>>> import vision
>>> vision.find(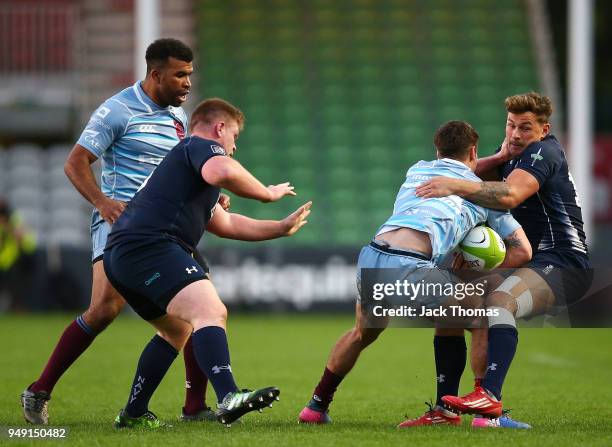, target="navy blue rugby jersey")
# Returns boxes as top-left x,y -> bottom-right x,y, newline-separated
106,136 -> 226,253
498,134 -> 588,256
